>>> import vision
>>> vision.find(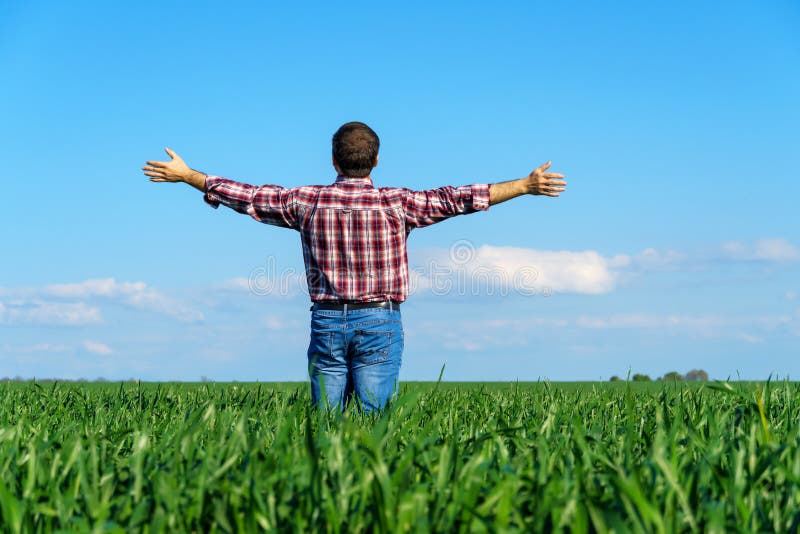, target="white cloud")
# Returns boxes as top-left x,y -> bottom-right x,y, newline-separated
83,341 -> 113,355
787,291 -> 797,301
474,245 -> 618,294
0,300 -> 101,326
410,245 -> 621,296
